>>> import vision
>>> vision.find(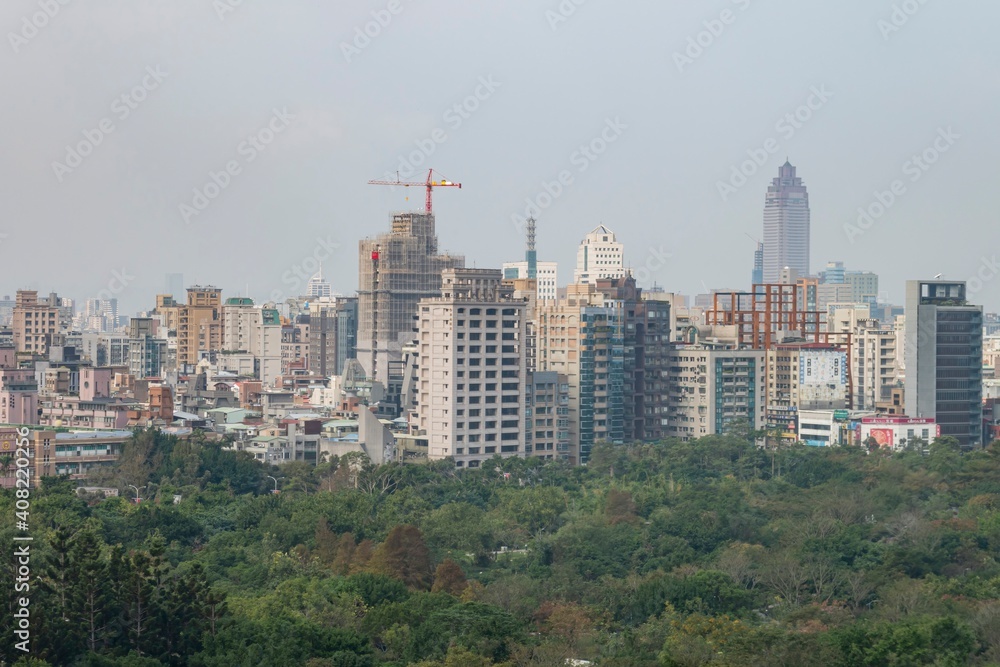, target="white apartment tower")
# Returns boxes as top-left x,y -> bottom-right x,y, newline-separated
416,269 -> 528,469
763,161 -> 810,283
574,225 -> 624,284
221,297 -> 261,353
